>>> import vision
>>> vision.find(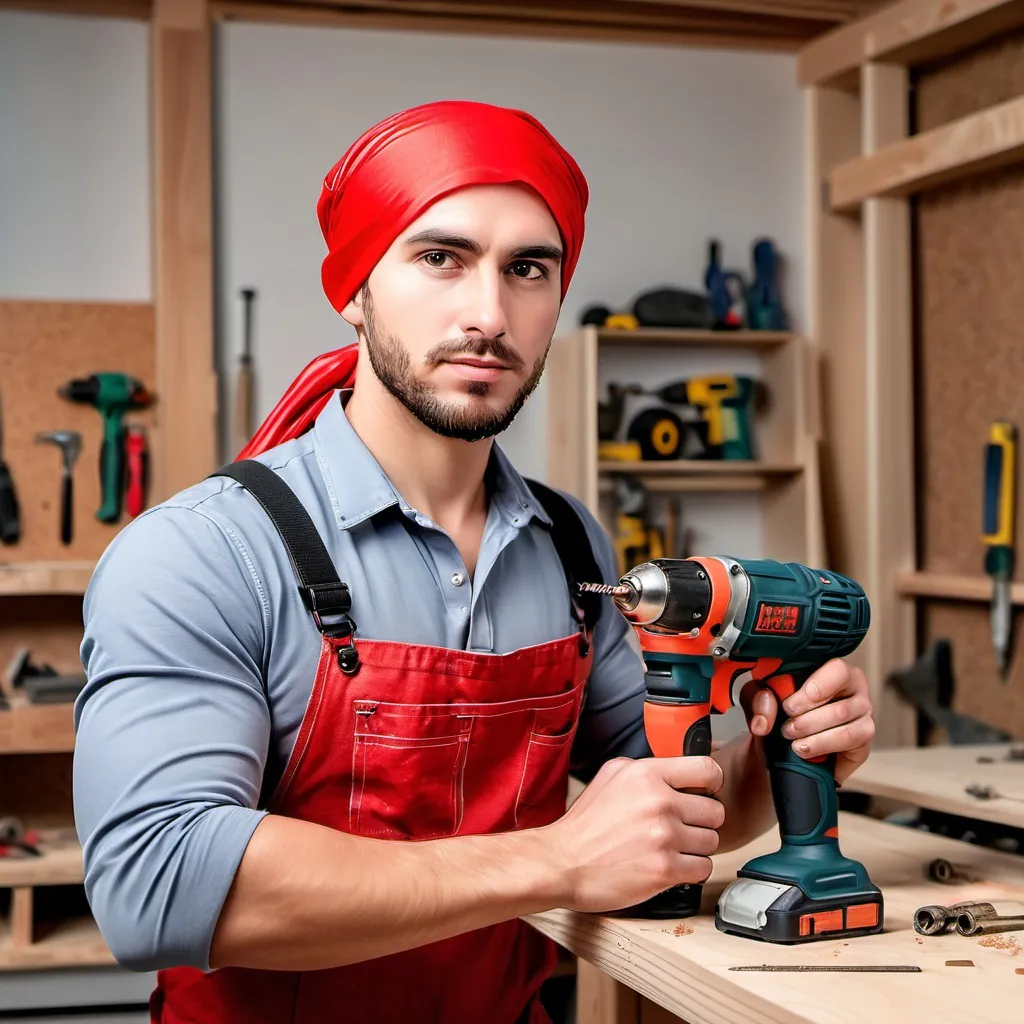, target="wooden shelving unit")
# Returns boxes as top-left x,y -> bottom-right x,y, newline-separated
0,563 -> 95,597
545,324 -> 825,567
0,695 -> 77,756
895,571 -> 1024,605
